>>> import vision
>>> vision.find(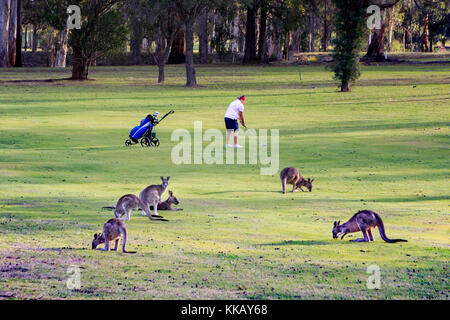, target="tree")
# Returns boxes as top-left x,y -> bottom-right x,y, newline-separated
0,0 -> 12,67
14,0 -> 22,67
331,0 -> 368,92
210,0 -> 238,61
149,1 -> 180,83
0,0 -> 22,67
320,0 -> 334,51
173,0 -> 206,87
126,0 -> 144,65
242,0 -> 258,63
258,0 -> 269,62
414,0 -> 449,52
67,0 -> 128,80
22,0 -> 44,53
364,0 -> 401,61
269,0 -> 304,60
198,6 -> 209,64
8,0 -> 18,66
